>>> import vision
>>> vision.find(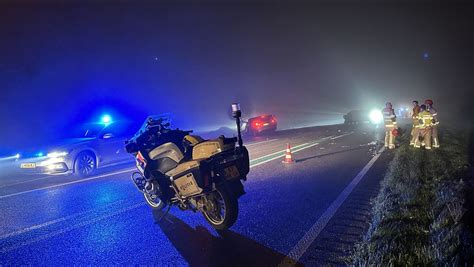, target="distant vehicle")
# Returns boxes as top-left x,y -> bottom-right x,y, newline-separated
396,107 -> 411,118
344,109 -> 386,126
19,120 -> 137,177
243,115 -> 277,136
343,110 -> 371,125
